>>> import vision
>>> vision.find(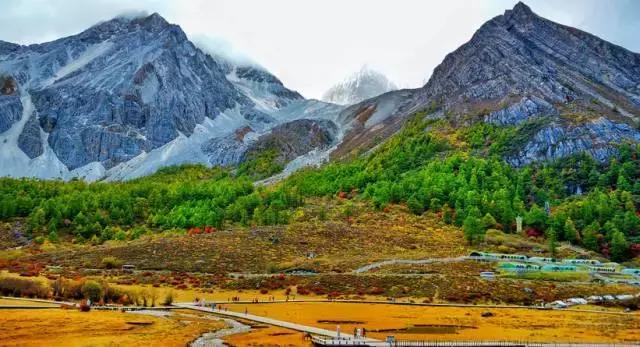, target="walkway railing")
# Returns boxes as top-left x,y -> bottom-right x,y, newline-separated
311,336 -> 638,347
